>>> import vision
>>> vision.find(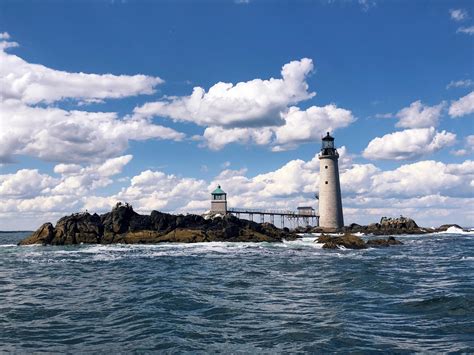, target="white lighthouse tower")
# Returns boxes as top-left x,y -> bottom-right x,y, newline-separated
318,132 -> 344,230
